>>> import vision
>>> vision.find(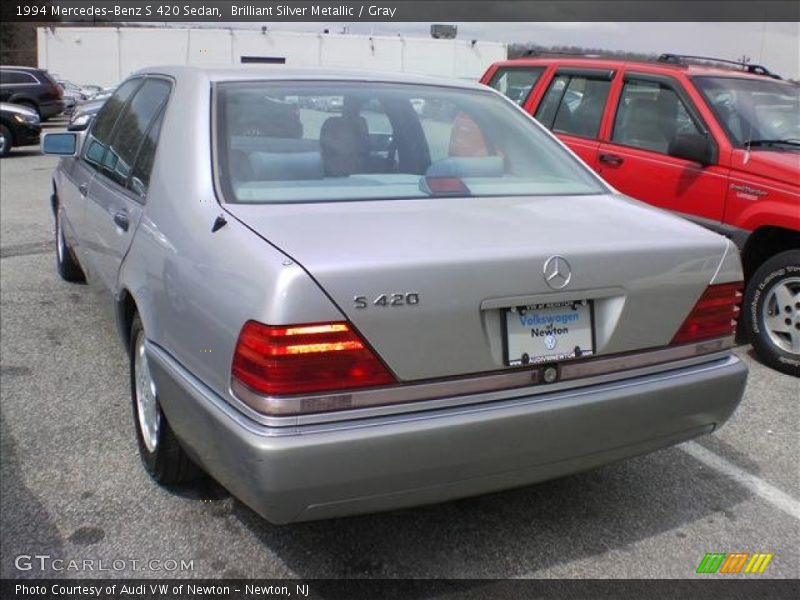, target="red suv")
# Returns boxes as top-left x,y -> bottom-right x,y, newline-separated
481,53 -> 799,376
